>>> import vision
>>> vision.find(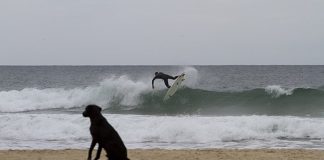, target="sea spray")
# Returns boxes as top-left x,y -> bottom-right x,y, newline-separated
181,66 -> 200,88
